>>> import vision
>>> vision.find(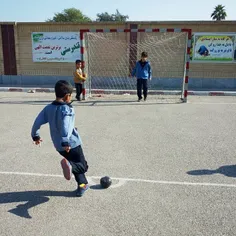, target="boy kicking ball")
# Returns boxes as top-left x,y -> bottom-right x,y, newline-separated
31,80 -> 89,197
